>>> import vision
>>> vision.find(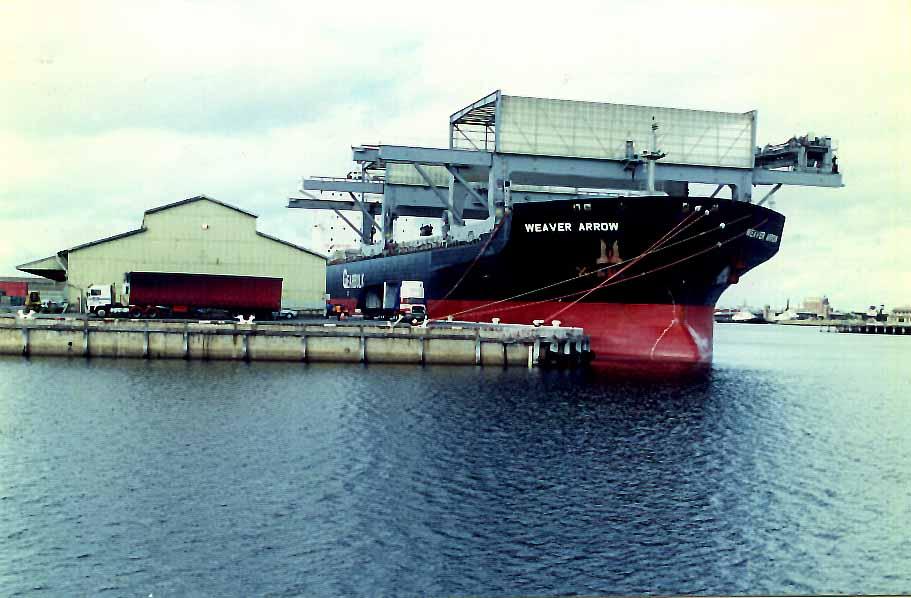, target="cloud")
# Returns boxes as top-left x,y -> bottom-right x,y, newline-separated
0,2 -> 421,135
